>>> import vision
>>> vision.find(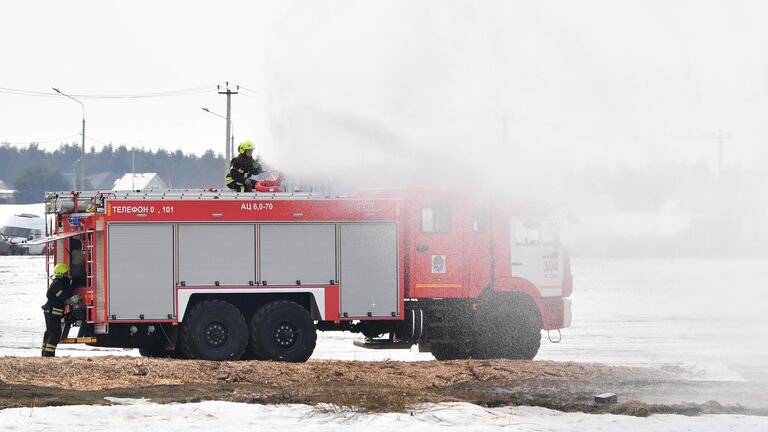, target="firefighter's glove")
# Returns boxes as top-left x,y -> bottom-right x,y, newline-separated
65,294 -> 81,305
244,178 -> 253,186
